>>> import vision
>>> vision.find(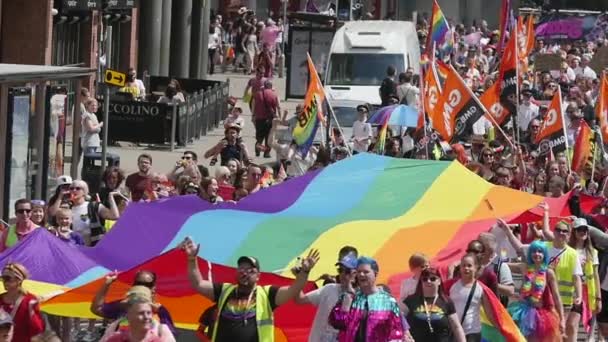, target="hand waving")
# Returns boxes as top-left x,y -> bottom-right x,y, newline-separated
179,237 -> 200,258
105,270 -> 118,285
300,249 -> 320,273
